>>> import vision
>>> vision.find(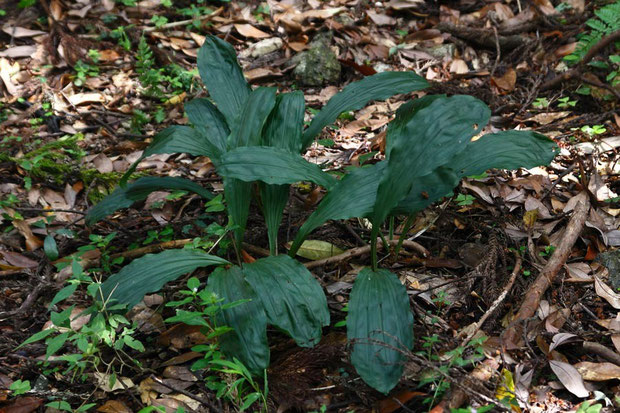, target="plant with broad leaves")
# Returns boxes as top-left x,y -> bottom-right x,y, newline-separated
86,35 -> 557,394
